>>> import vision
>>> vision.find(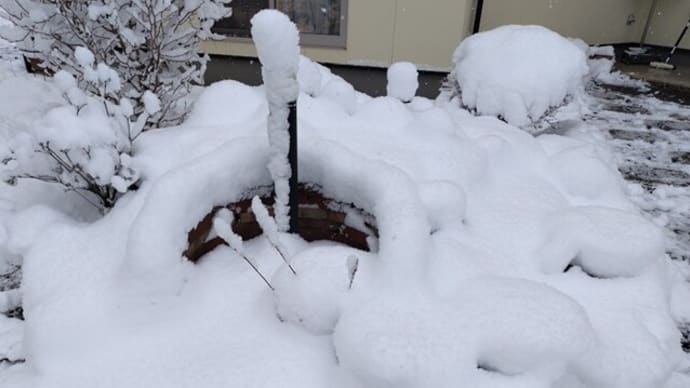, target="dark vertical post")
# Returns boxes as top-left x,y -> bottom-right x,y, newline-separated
288,102 -> 299,233
472,0 -> 484,34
